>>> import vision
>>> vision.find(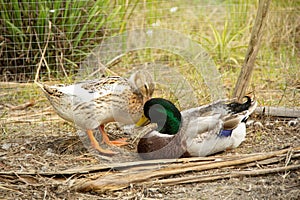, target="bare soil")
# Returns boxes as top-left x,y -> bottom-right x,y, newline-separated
0,104 -> 299,199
